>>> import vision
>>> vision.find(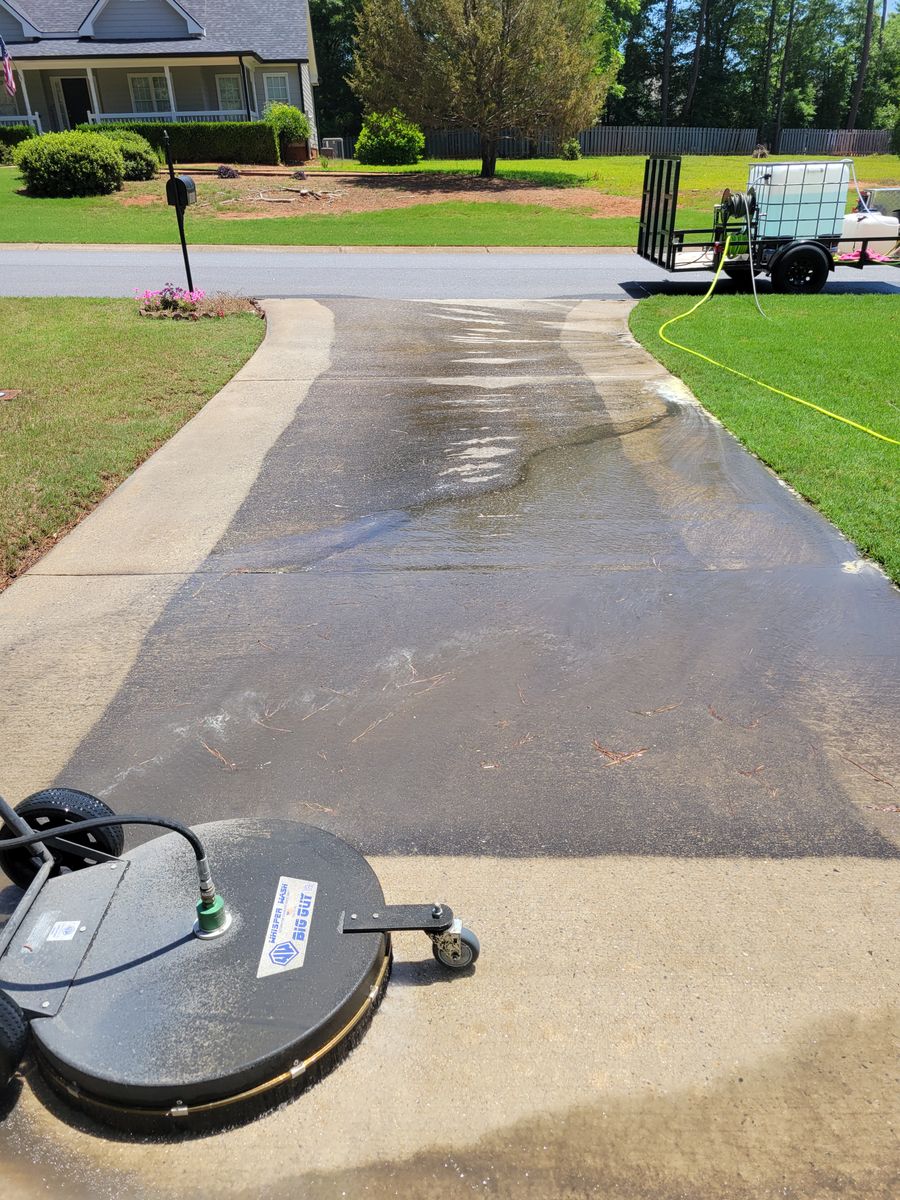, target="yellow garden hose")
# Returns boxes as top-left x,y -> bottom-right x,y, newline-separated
658,235 -> 900,447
